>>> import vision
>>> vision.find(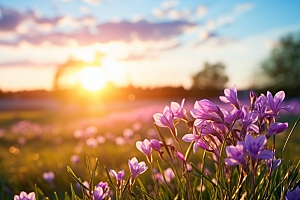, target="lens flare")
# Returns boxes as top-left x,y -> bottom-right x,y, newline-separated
79,67 -> 107,91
